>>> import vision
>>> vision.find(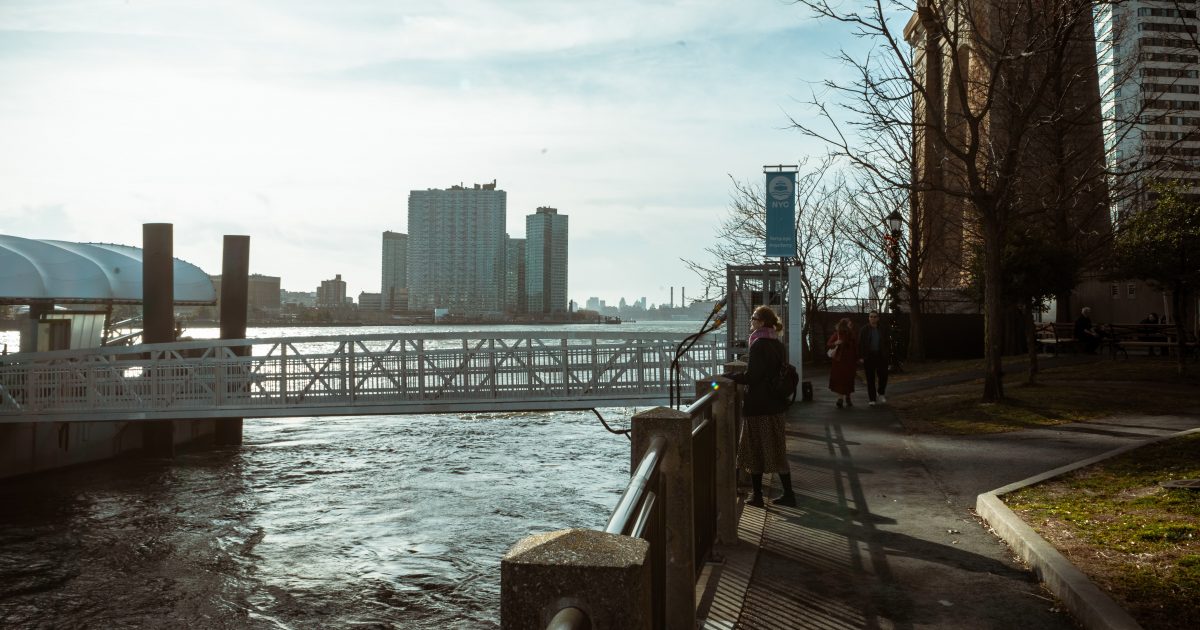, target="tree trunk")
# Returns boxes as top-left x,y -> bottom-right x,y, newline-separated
982,219 -> 1006,402
1024,302 -> 1039,385
907,284 -> 926,361
1173,288 -> 1188,376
